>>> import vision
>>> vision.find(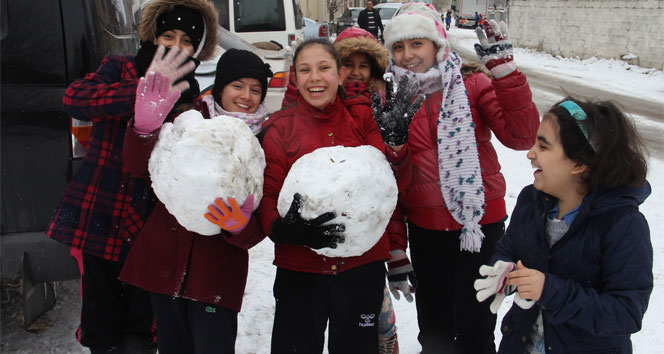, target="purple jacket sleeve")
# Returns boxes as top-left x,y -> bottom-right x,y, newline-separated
222,215 -> 266,250
122,120 -> 159,178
